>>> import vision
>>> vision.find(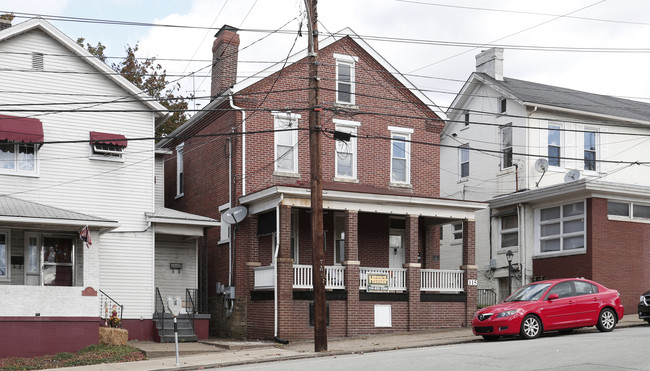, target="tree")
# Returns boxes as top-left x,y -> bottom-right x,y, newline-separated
0,13 -> 14,22
76,39 -> 189,138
